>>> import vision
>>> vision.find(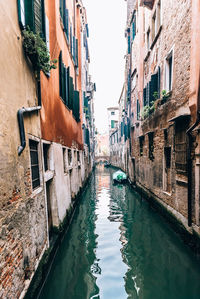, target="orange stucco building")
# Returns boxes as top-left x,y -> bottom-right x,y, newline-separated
40,0 -> 83,149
